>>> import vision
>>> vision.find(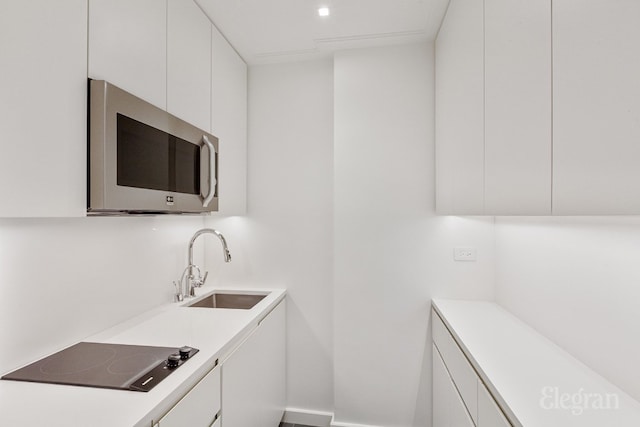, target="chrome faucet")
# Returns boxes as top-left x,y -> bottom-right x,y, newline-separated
179,228 -> 232,299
